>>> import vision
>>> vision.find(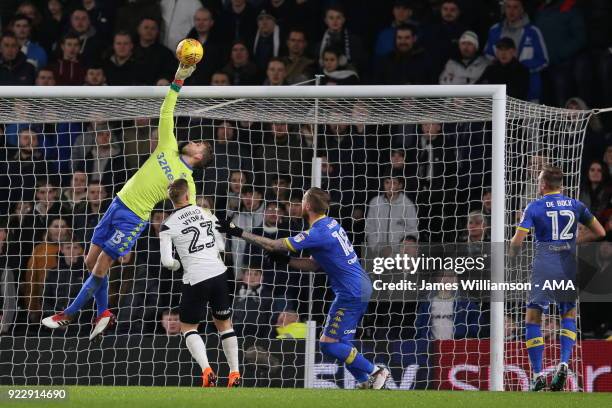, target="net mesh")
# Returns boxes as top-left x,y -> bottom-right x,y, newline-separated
0,91 -> 592,390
